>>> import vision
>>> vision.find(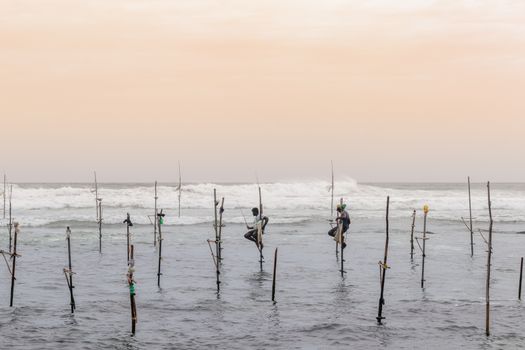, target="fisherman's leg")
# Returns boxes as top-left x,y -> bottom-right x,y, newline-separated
328,227 -> 337,237
341,227 -> 348,249
244,230 -> 257,243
